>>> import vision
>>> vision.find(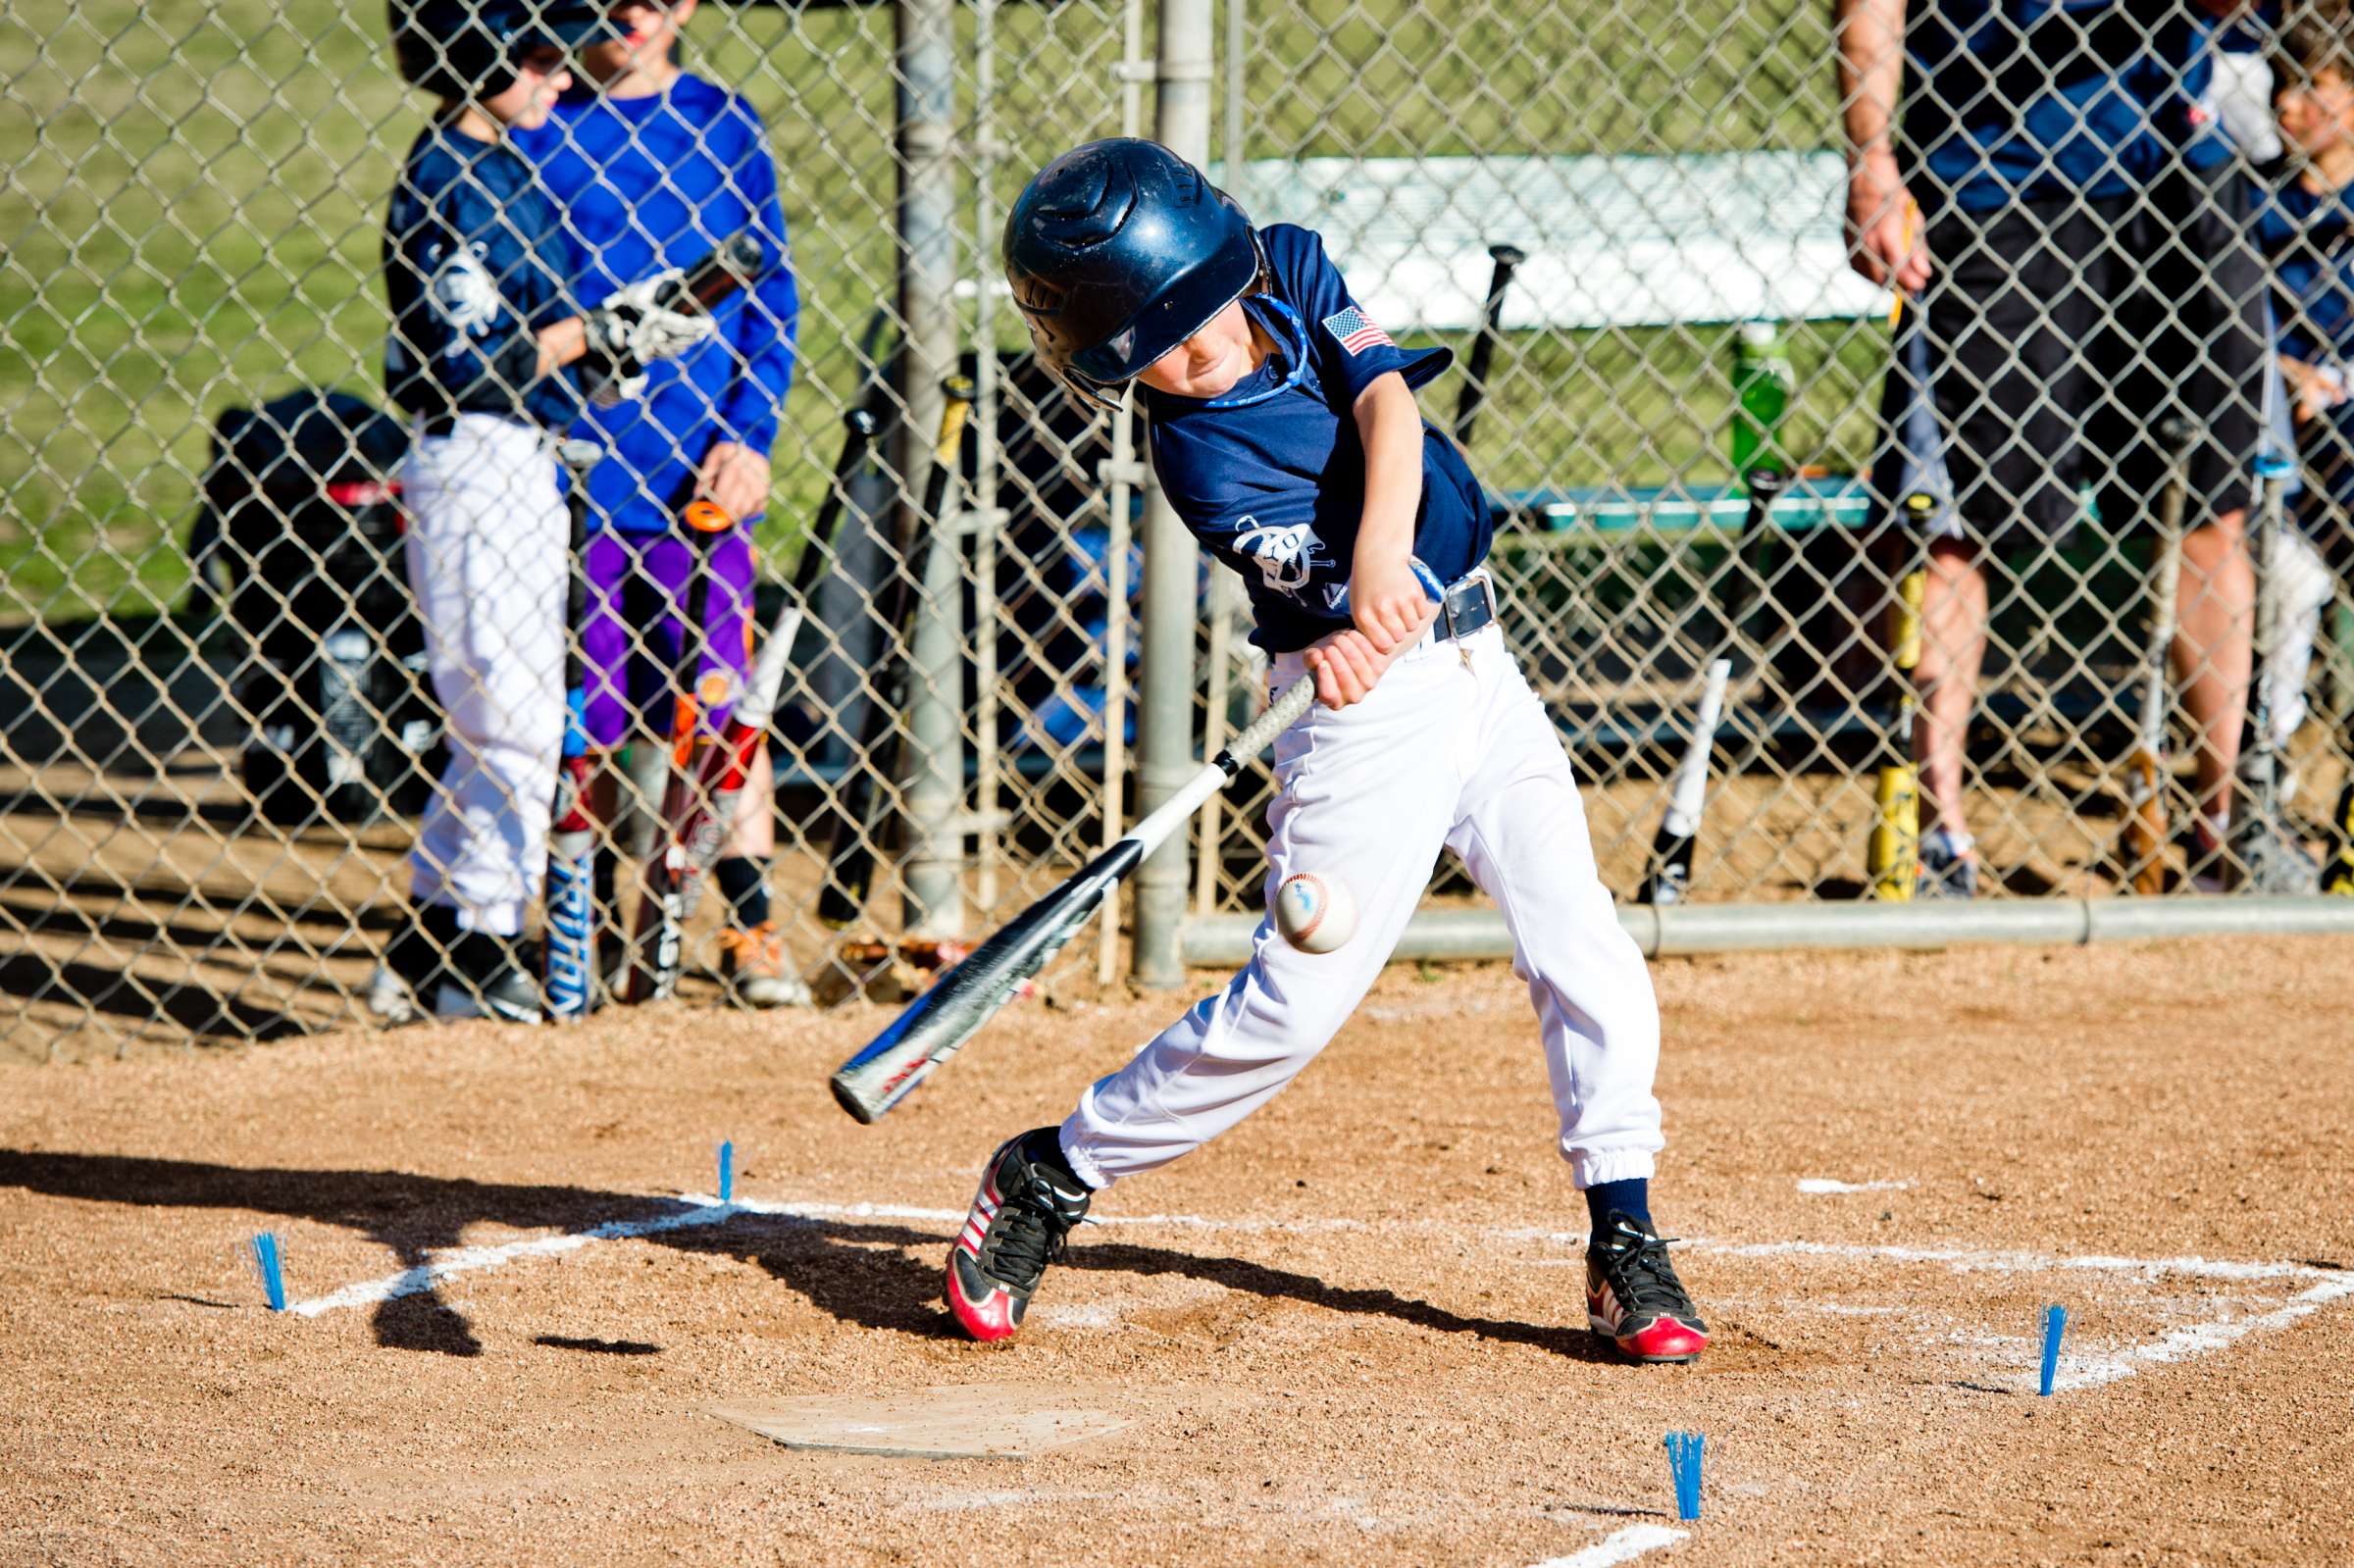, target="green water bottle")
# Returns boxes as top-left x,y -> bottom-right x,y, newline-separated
1731,319 -> 1793,481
